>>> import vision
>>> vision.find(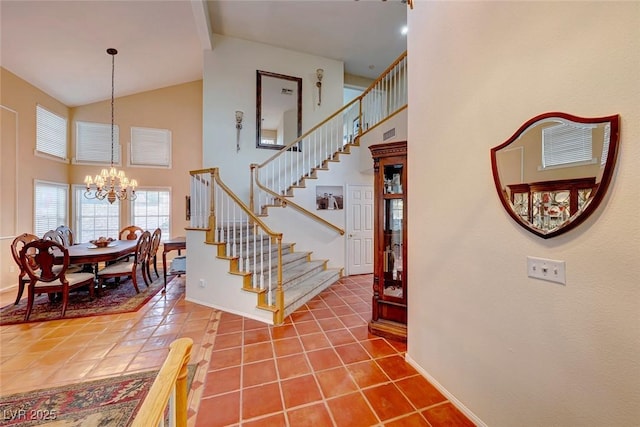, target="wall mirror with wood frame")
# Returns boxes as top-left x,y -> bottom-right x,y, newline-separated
491,112 -> 620,239
256,70 -> 302,150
